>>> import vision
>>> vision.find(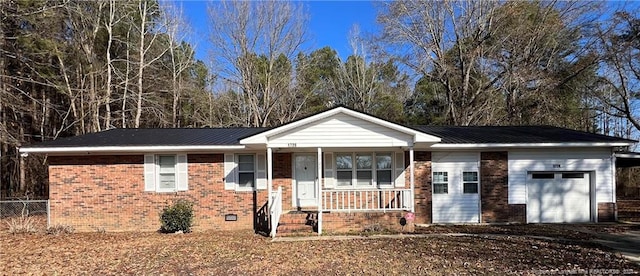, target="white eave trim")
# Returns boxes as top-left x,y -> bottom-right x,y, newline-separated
240,107 -> 441,144
19,145 -> 246,153
614,152 -> 640,159
430,142 -> 634,149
